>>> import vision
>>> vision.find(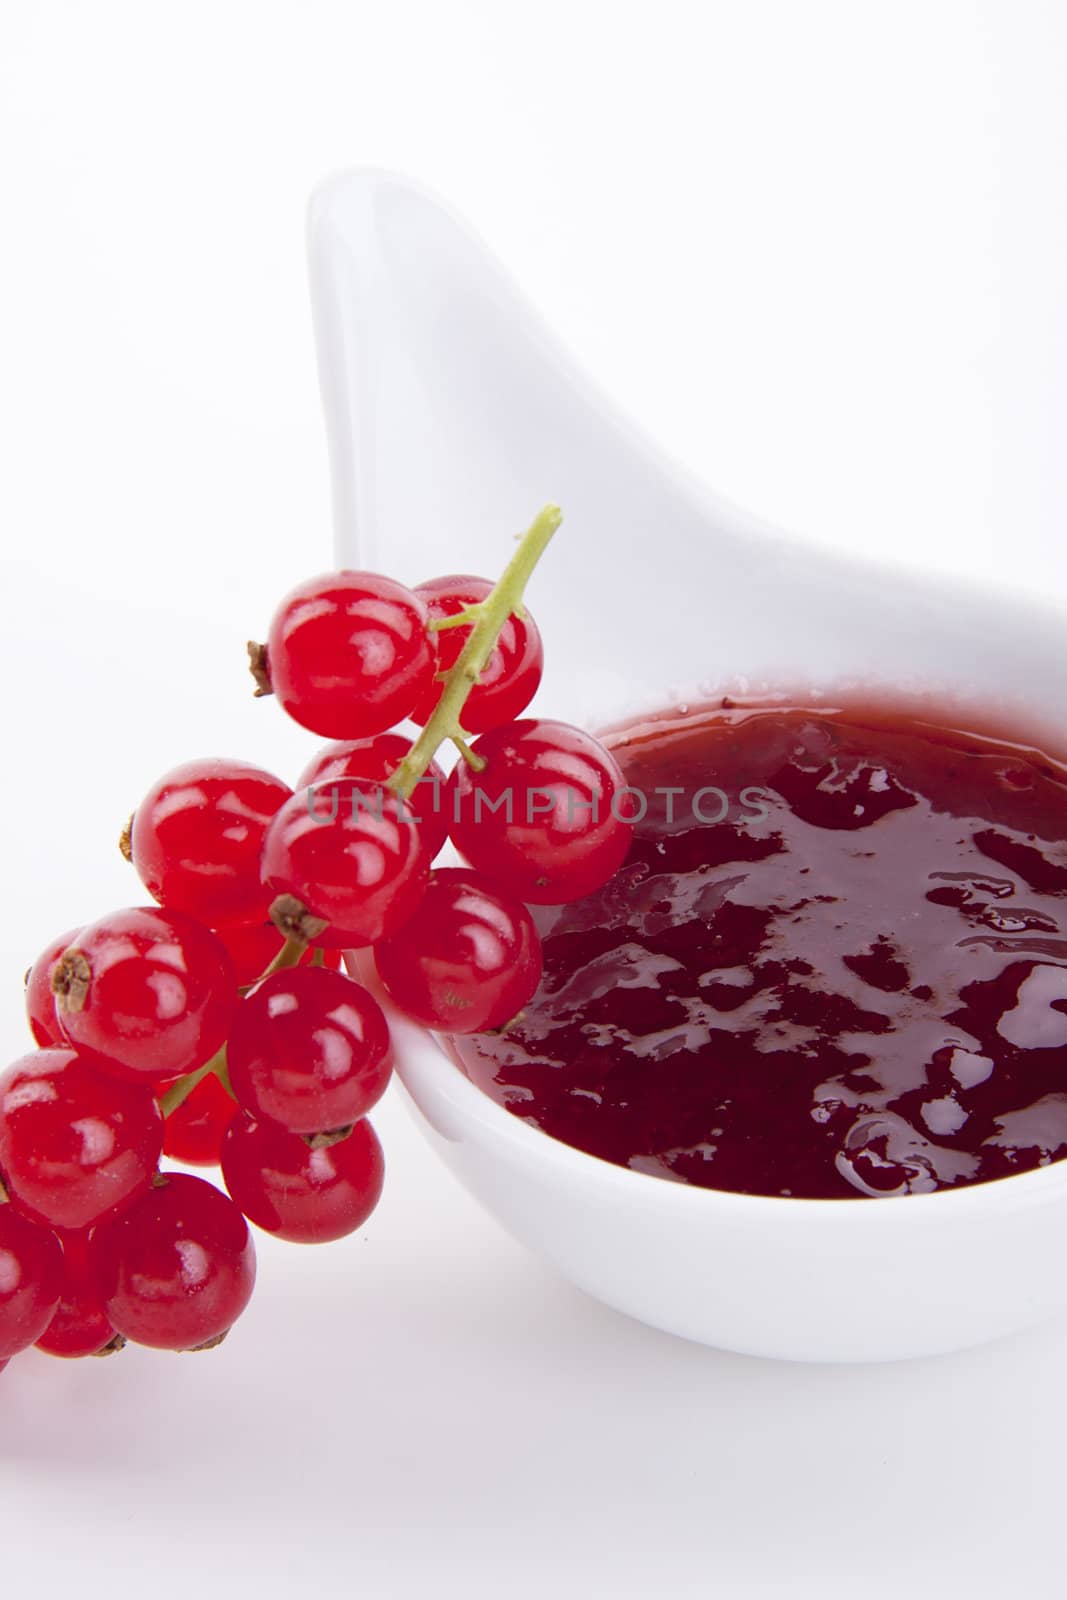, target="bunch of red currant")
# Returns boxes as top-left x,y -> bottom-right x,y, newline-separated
0,507 -> 635,1373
